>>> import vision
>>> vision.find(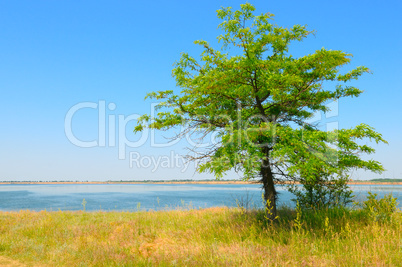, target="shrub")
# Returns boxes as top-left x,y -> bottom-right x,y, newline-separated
289,174 -> 353,210
355,192 -> 399,222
